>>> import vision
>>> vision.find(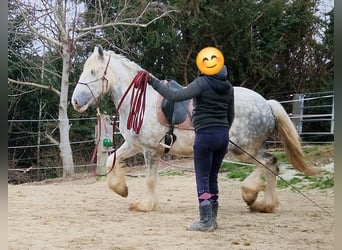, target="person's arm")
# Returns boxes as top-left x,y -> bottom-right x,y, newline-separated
149,77 -> 202,102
